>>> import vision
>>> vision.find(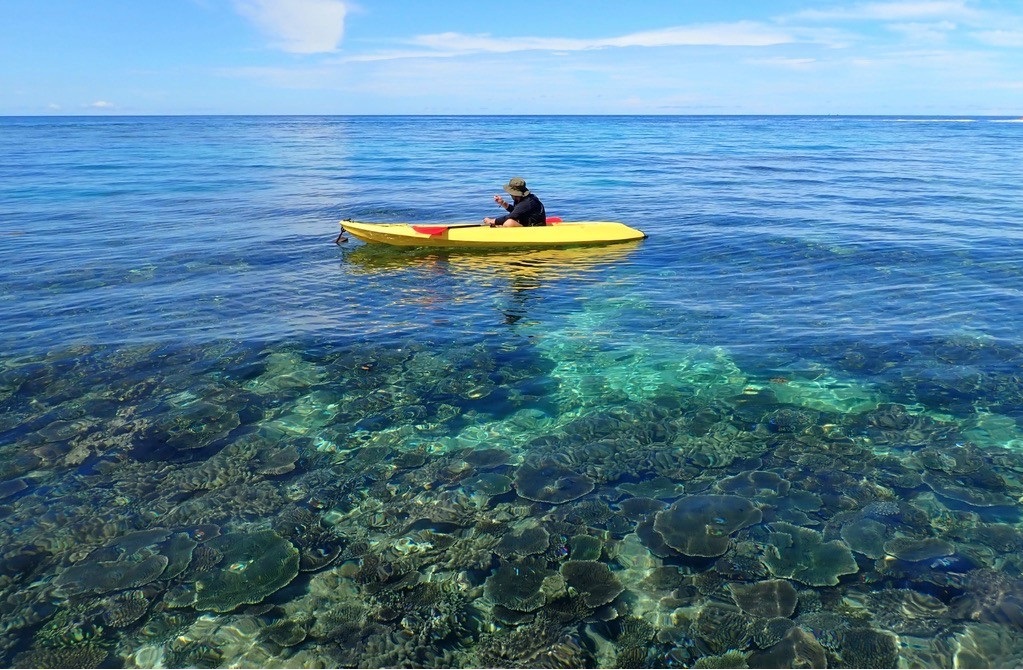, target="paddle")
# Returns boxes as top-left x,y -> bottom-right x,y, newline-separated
412,217 -> 563,236
411,223 -> 481,235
